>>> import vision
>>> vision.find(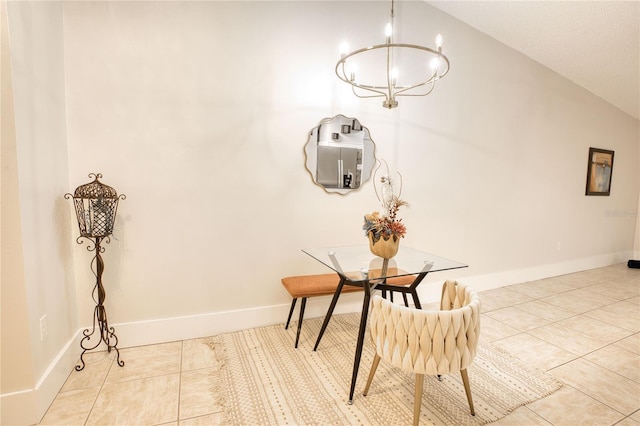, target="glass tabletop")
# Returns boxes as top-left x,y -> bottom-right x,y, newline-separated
302,244 -> 467,283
